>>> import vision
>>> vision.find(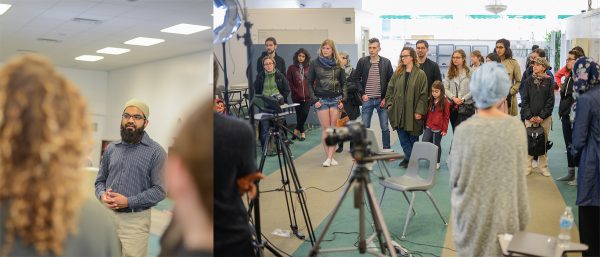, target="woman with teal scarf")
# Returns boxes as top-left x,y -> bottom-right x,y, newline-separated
307,39 -> 347,167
